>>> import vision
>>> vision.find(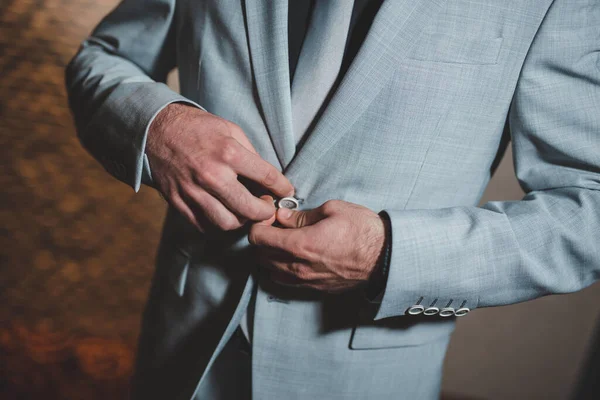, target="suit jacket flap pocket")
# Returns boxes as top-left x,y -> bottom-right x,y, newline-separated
408,32 -> 503,65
